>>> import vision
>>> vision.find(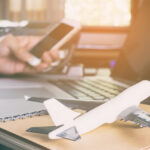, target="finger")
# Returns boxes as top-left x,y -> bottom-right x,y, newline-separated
12,62 -> 37,74
12,62 -> 36,74
0,34 -> 29,61
16,36 -> 29,49
13,49 -> 33,63
35,62 -> 49,72
42,51 -> 52,65
21,66 -> 36,74
49,49 -> 59,61
0,57 -> 36,75
1,34 -> 20,51
16,36 -> 41,47
39,50 -> 59,72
